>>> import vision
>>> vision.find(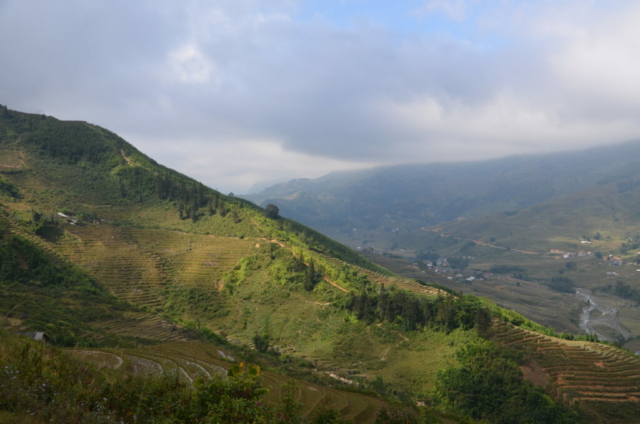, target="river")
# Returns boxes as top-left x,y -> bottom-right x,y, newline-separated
575,288 -> 632,342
